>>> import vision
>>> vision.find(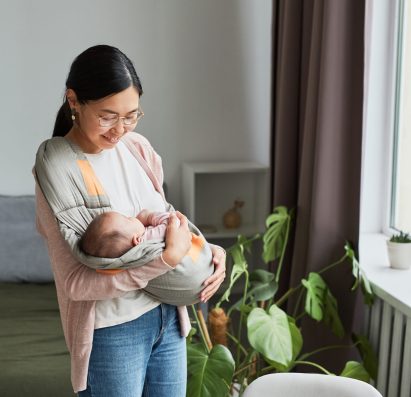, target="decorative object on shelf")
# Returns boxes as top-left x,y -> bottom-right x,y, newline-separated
182,162 -> 270,239
386,230 -> 411,270
187,206 -> 377,397
223,200 -> 245,229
